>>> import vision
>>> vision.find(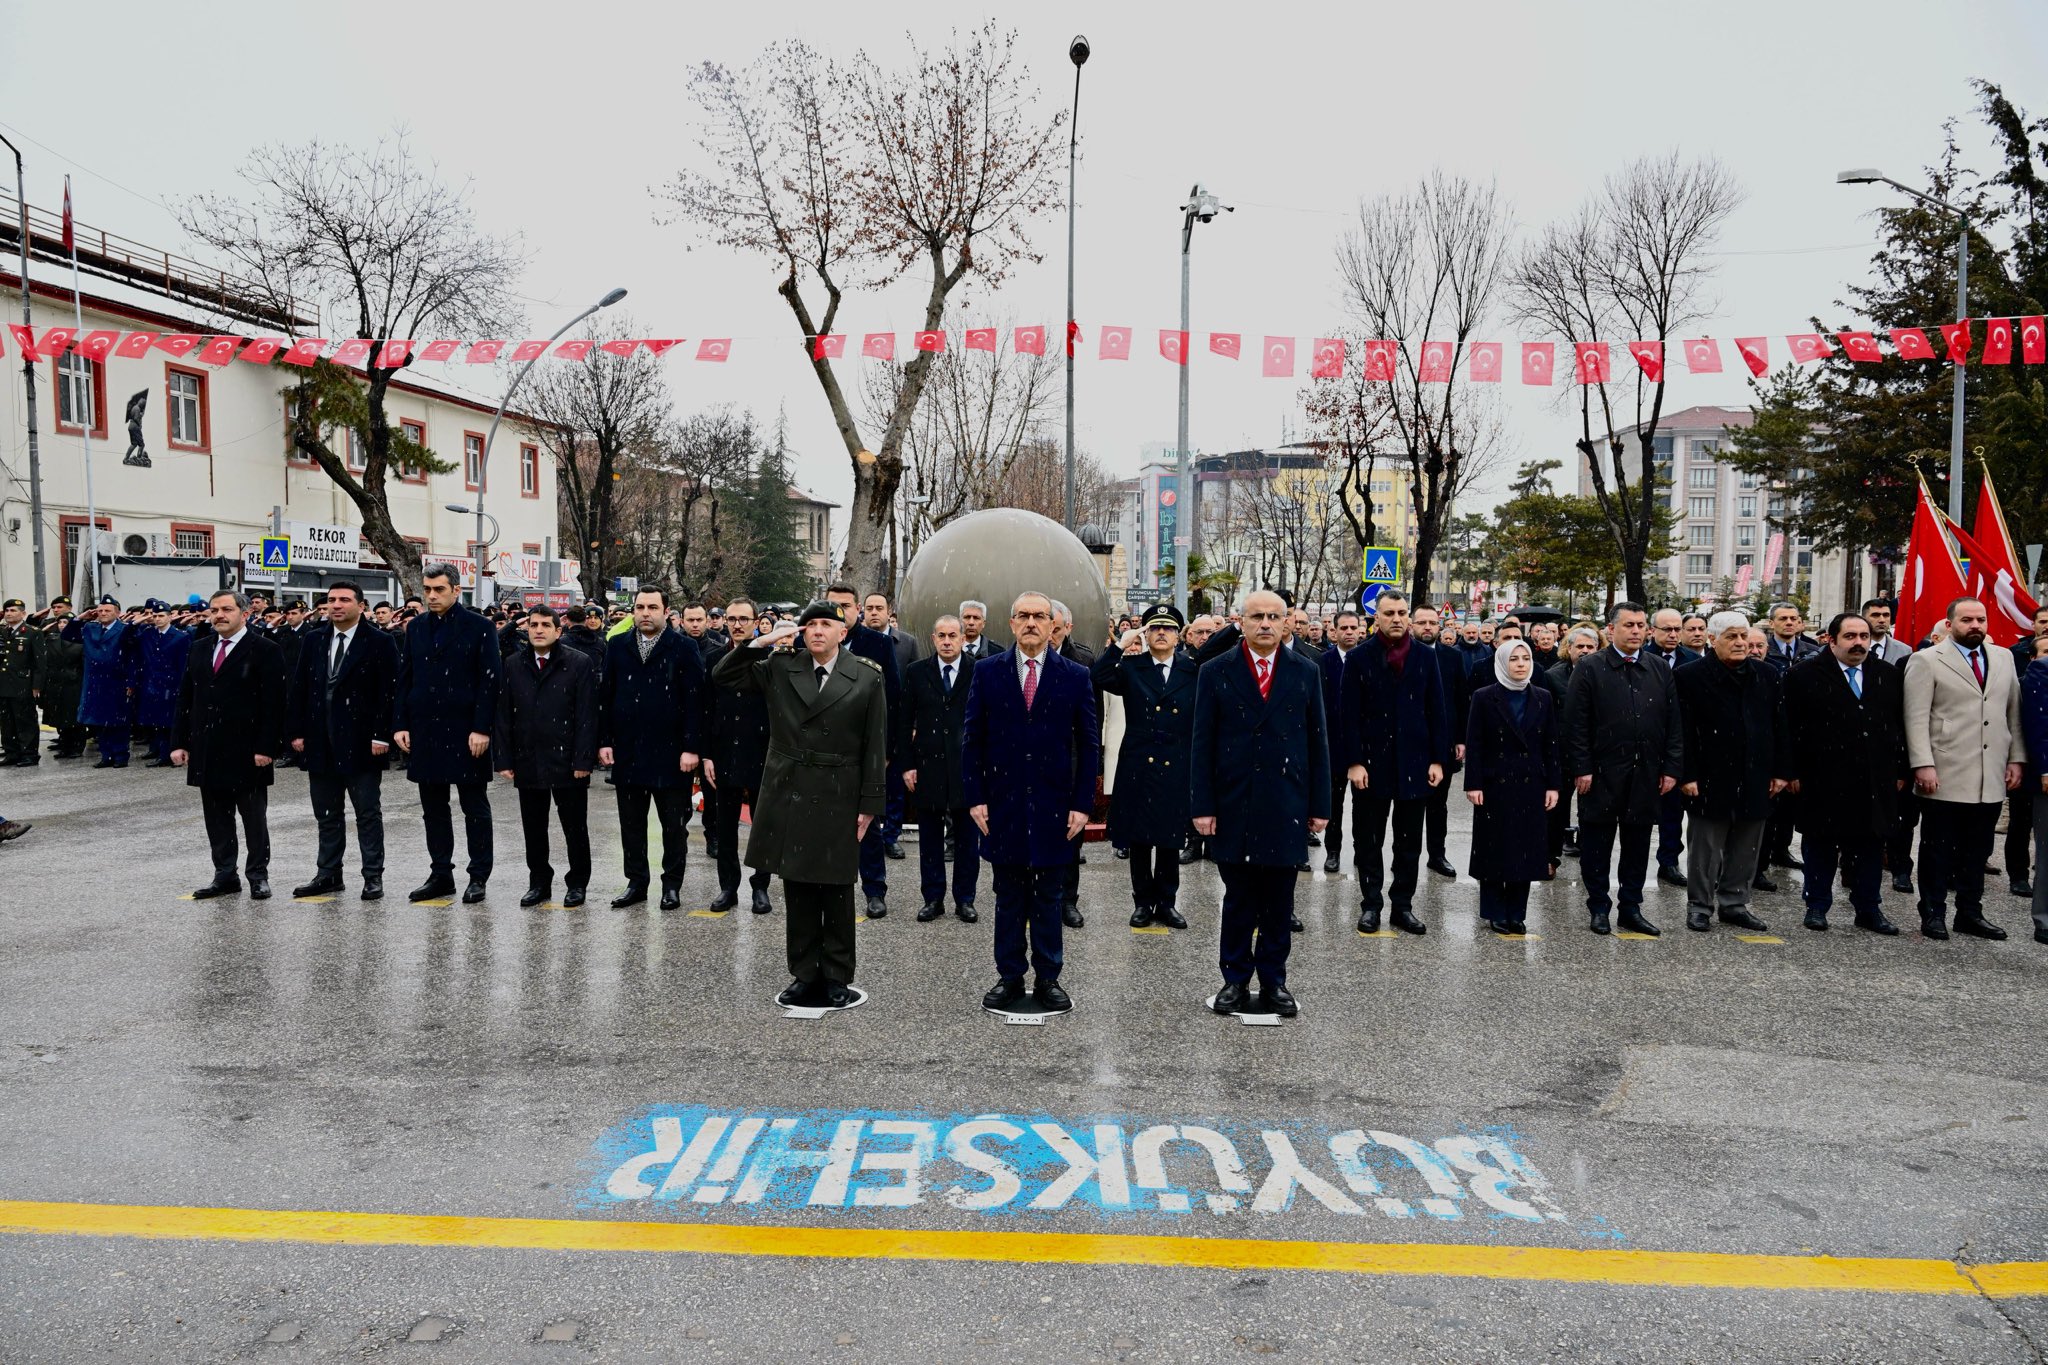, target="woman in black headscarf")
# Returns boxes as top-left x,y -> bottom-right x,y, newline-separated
1463,640 -> 1561,935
